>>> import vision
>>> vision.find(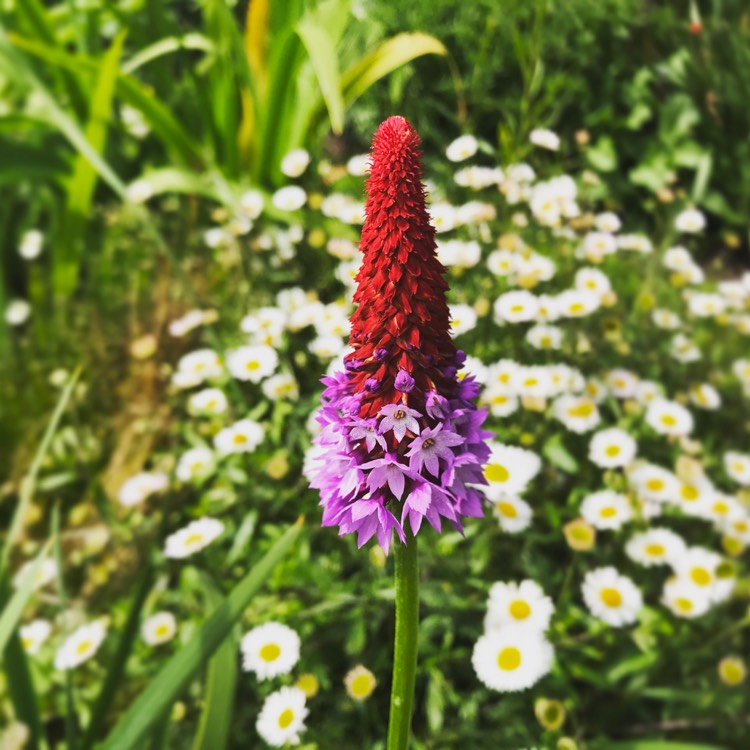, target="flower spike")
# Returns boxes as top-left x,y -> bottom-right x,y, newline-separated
306,116 -> 491,552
